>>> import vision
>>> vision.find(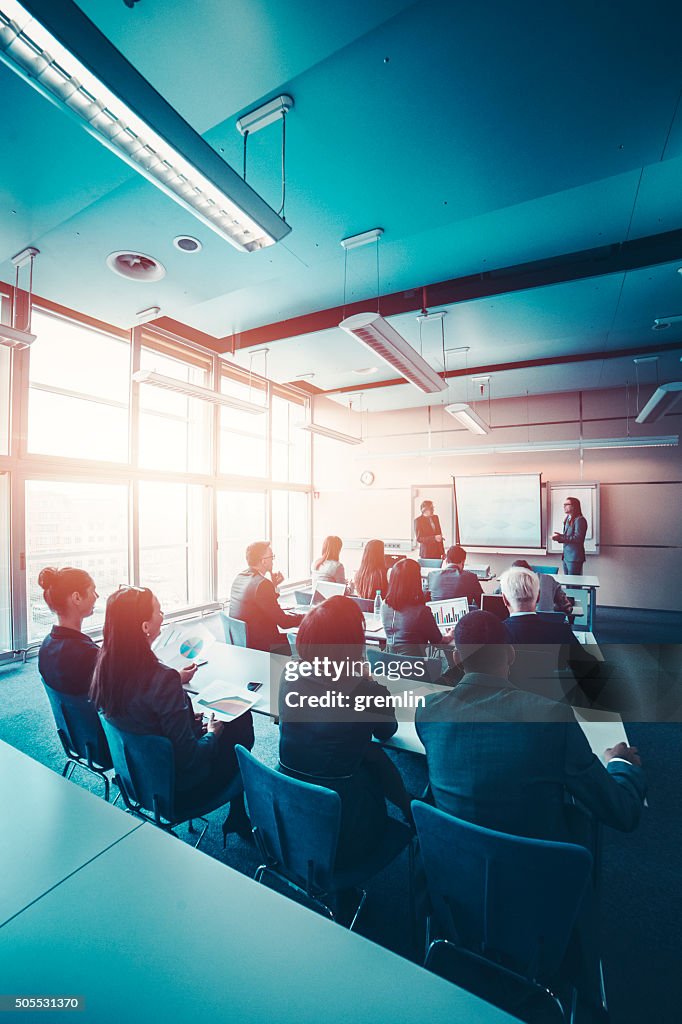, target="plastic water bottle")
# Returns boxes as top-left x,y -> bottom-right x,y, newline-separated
373,590 -> 382,616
